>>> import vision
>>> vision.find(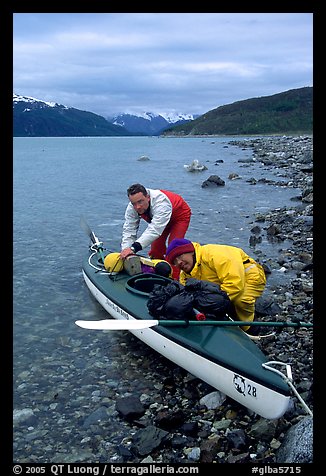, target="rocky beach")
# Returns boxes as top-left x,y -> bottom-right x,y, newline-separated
13,135 -> 313,465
